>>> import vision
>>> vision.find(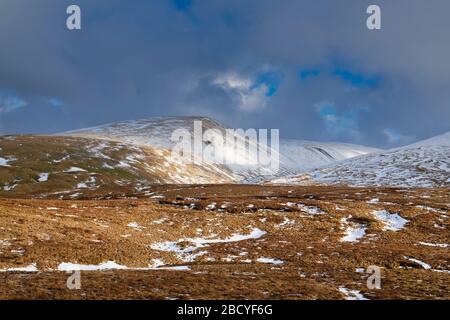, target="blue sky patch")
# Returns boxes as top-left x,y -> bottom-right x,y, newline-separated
48,98 -> 65,108
253,71 -> 282,97
299,69 -> 320,80
173,0 -> 192,11
332,69 -> 381,88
